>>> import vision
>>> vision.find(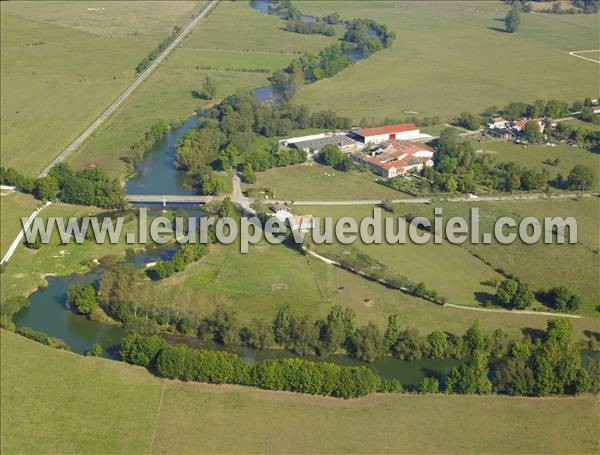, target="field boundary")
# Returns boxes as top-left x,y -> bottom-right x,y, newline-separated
568,49 -> 600,64
304,249 -> 582,319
